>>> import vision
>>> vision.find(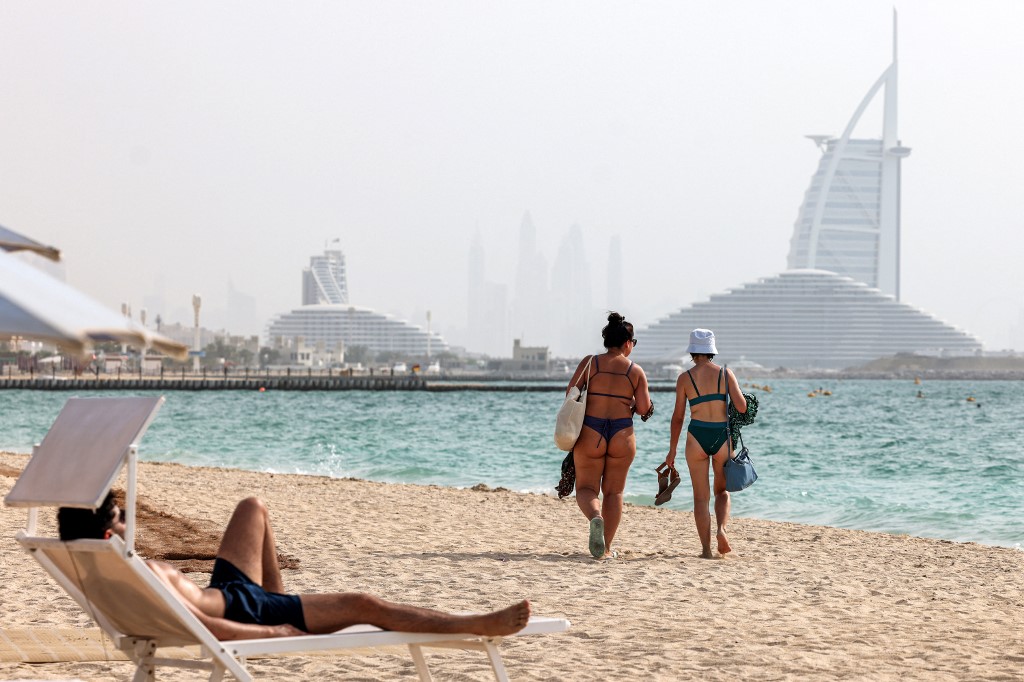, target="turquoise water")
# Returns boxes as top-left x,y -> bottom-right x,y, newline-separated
1,380 -> 1021,549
